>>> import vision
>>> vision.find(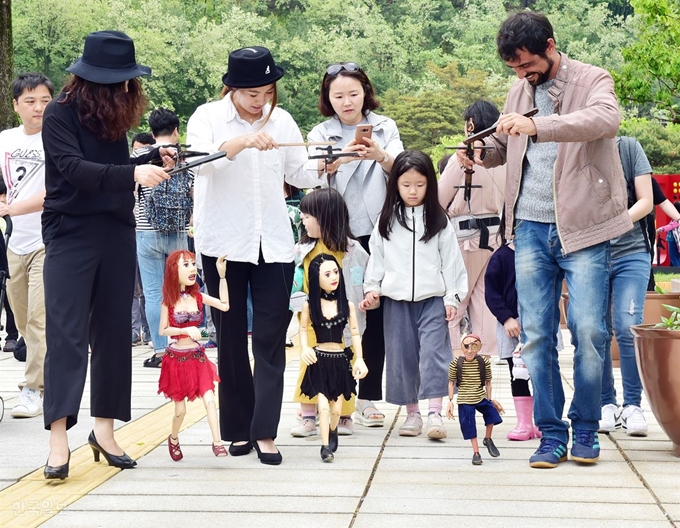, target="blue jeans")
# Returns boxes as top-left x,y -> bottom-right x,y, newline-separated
136,231 -> 188,353
667,231 -> 680,267
514,221 -> 610,444
601,251 -> 649,408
